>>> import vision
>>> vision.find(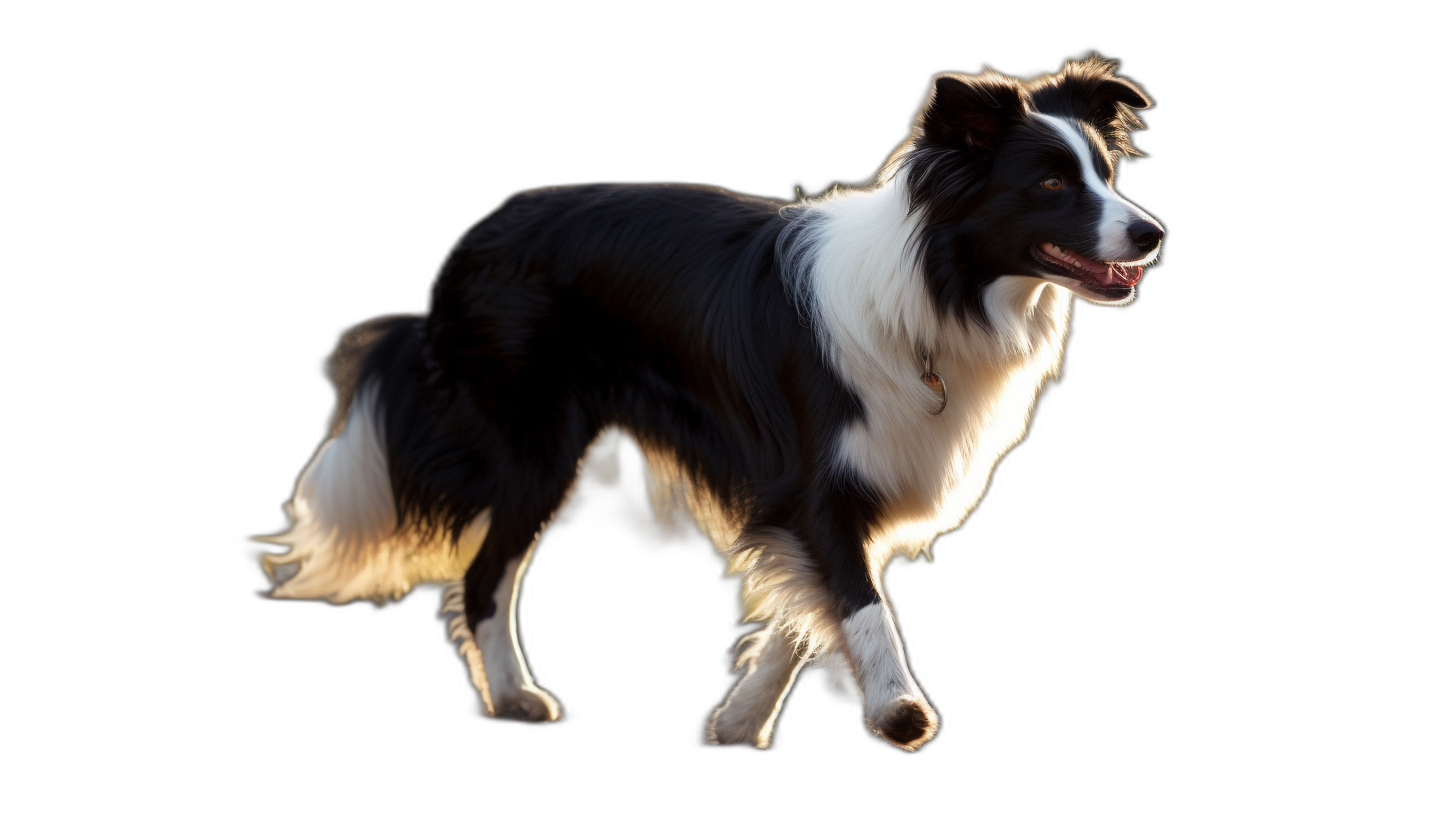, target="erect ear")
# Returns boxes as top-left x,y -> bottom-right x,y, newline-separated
1033,56 -> 1152,156
917,72 -> 1029,158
